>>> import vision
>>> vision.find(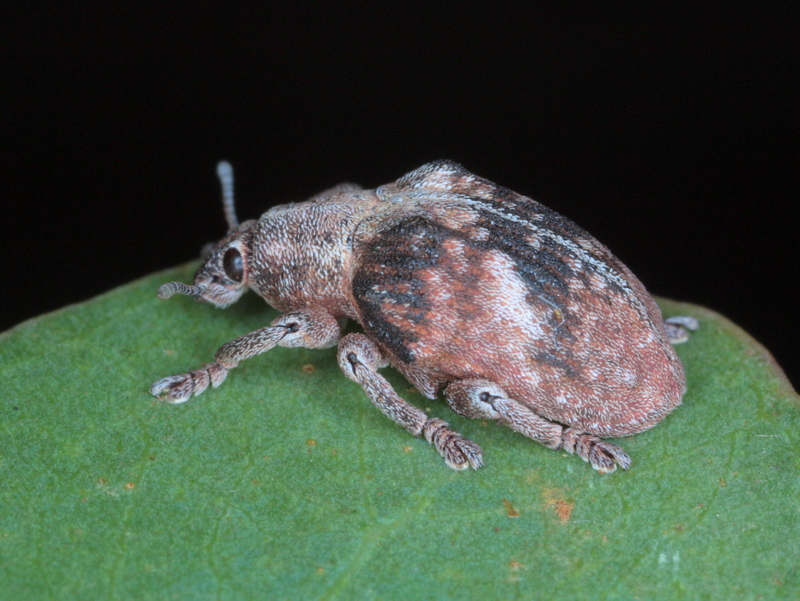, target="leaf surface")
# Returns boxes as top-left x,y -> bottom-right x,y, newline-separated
1,263 -> 798,600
